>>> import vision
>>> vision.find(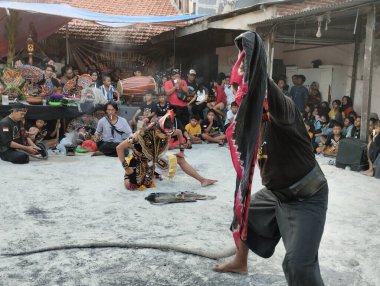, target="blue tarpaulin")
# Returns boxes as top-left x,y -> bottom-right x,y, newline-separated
0,1 -> 205,56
